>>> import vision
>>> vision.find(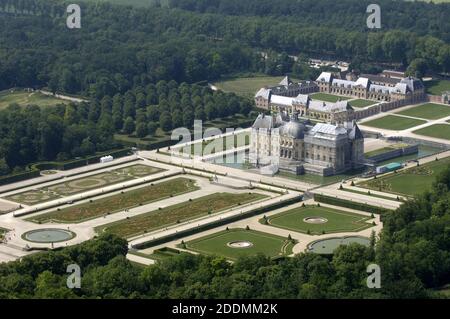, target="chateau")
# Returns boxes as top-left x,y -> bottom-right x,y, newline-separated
249,112 -> 364,176
316,72 -> 425,103
255,73 -> 426,122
